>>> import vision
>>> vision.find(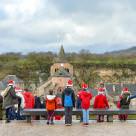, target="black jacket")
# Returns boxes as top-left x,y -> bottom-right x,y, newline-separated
62,87 -> 75,107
